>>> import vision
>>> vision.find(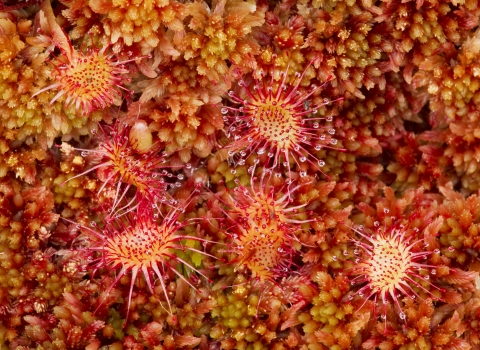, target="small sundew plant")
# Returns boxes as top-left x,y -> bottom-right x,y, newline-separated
221,173 -> 312,284
62,118 -> 182,217
74,189 -> 214,323
347,209 -> 445,326
31,20 -> 145,115
222,56 -> 344,178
